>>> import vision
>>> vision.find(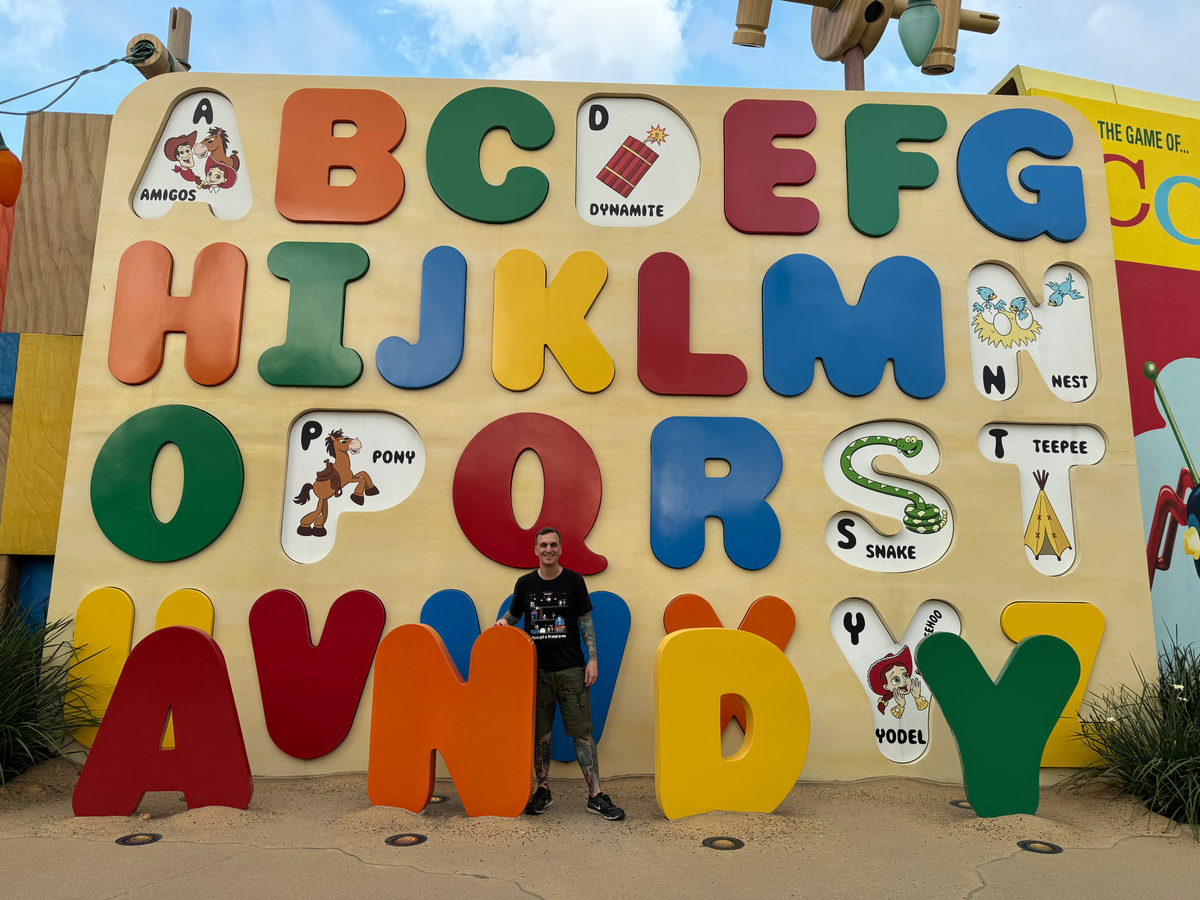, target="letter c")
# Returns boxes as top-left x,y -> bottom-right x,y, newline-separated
1103,154 -> 1150,227
1155,175 -> 1200,246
